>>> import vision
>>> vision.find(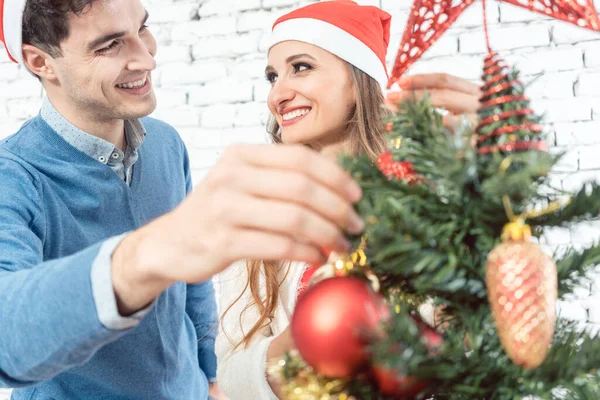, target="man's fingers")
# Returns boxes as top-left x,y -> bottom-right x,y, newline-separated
398,73 -> 481,95
227,228 -> 327,266
221,144 -> 362,204
231,165 -> 364,236
226,194 -> 352,254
